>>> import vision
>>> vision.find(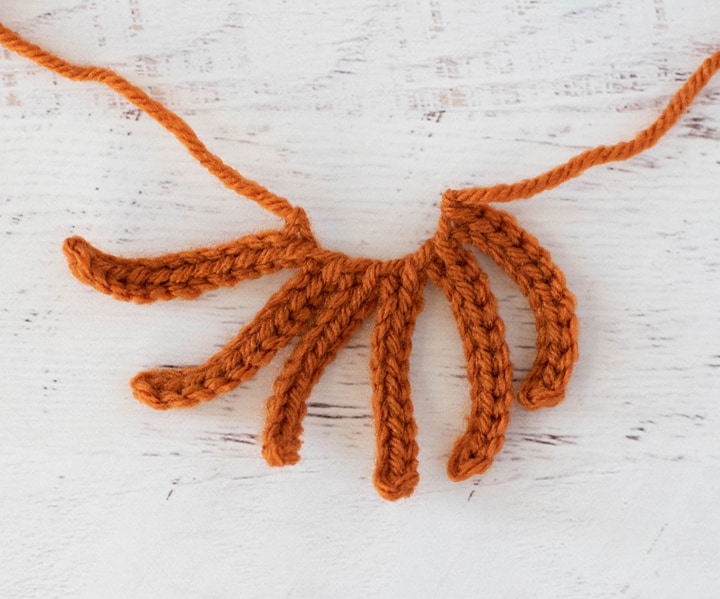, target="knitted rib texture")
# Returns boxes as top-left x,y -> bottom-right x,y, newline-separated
1,21 -> 717,499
